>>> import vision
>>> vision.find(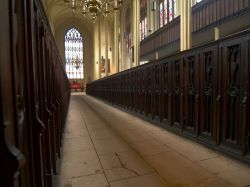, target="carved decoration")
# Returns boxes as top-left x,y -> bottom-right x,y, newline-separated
140,69 -> 145,113
203,51 -> 213,134
226,45 -> 240,144
163,63 -> 168,120
155,65 -> 160,117
146,67 -> 152,116
173,60 -> 180,123
87,31 -> 250,163
188,56 -> 195,128
248,41 -> 250,154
